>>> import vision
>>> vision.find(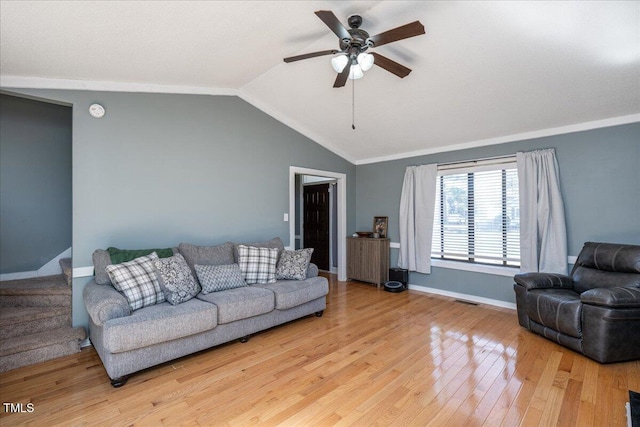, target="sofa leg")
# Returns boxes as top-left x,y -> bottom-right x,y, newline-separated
315,310 -> 324,317
239,335 -> 250,343
110,376 -> 128,388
